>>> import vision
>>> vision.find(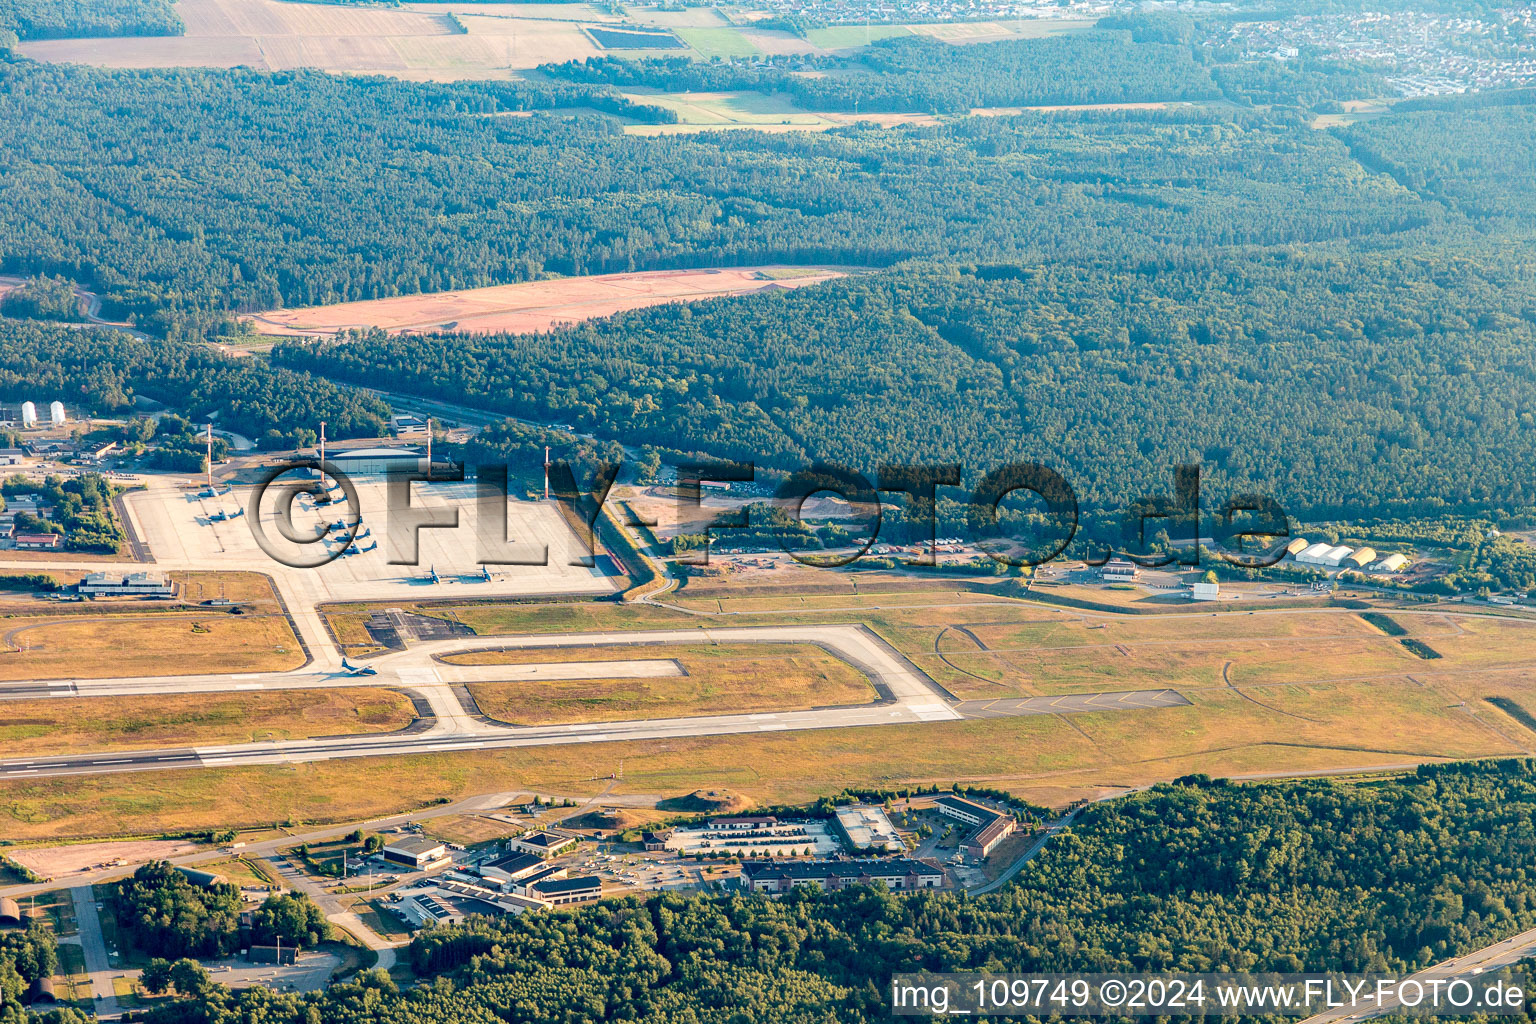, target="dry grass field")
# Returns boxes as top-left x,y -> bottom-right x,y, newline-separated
241,266 -> 848,338
0,688 -> 415,757
2,655 -> 1528,840
0,612 -> 304,680
451,643 -> 874,724
9,582 -> 1536,840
